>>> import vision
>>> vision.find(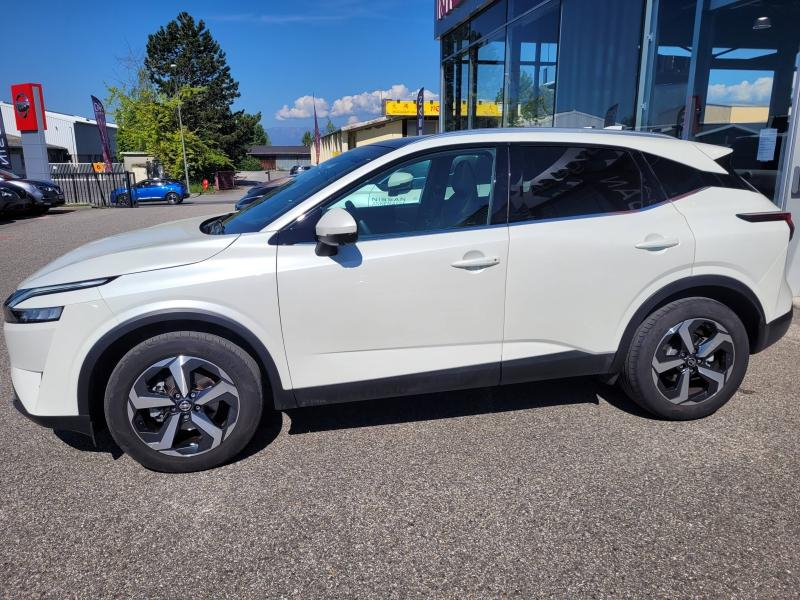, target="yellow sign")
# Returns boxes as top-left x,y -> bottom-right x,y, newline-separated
92,162 -> 107,173
384,100 -> 441,117
384,100 -> 502,118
